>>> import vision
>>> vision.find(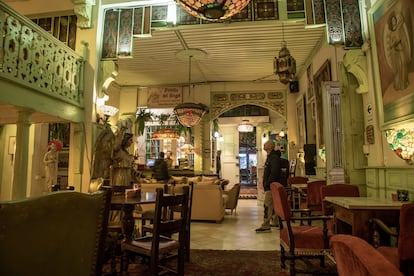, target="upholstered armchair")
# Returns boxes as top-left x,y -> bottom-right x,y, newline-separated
0,189 -> 111,276
270,182 -> 332,276
330,234 -> 403,276
300,180 -> 326,212
370,202 -> 414,275
223,183 -> 241,215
